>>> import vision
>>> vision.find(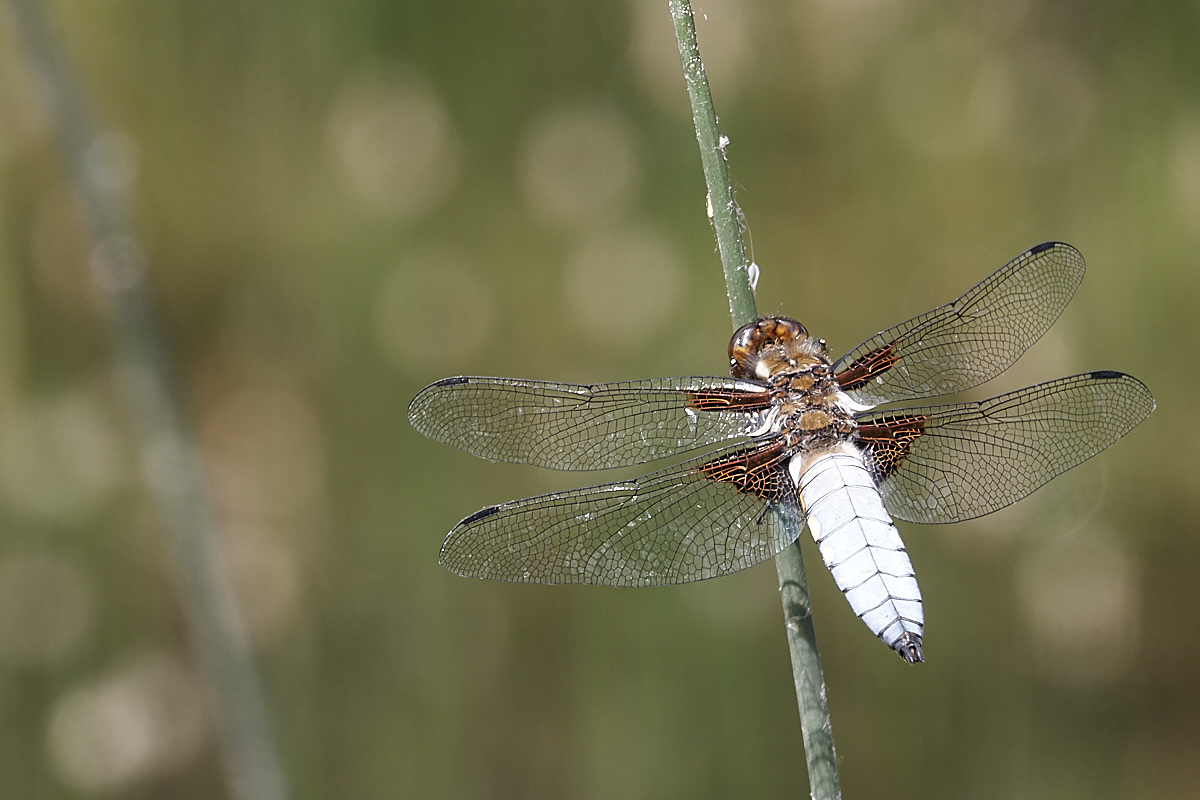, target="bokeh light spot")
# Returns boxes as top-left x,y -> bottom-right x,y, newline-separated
88,234 -> 147,295
0,551 -> 91,669
83,131 -> 139,194
47,653 -> 208,794
222,524 -> 302,648
563,228 -> 683,347
0,388 -> 125,523
374,246 -> 494,373
202,387 -> 326,526
198,387 -> 319,648
881,32 -> 1010,158
1168,115 -> 1200,229
519,104 -> 639,227
328,71 -> 460,218
1016,533 -> 1139,685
